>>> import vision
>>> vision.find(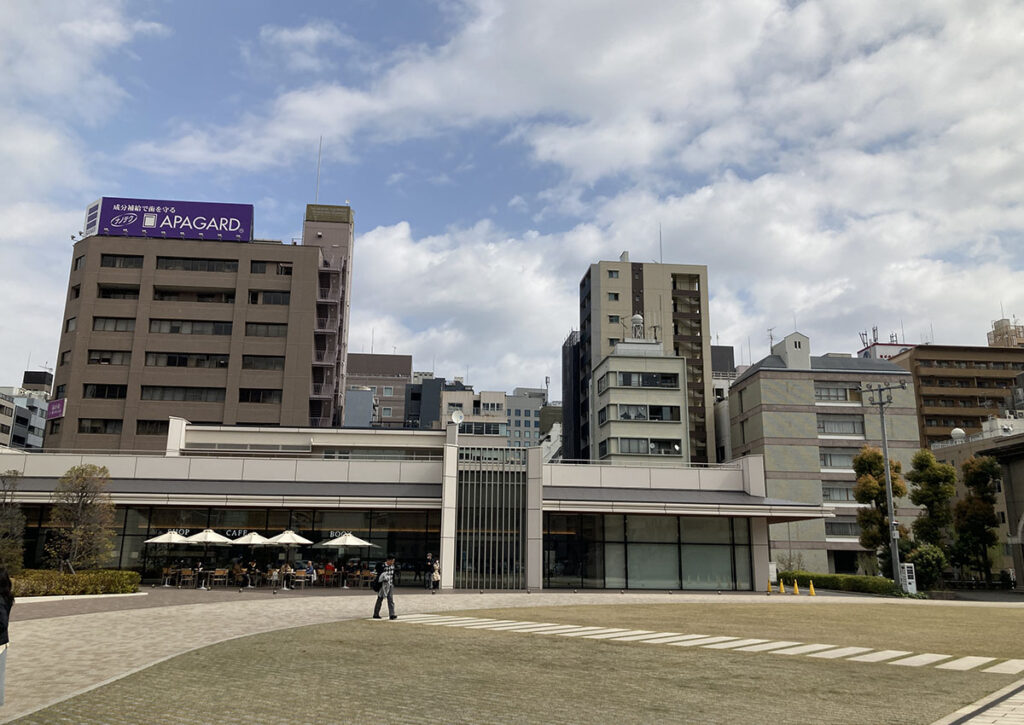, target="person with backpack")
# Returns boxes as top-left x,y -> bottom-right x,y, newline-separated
372,554 -> 398,620
0,566 -> 13,706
